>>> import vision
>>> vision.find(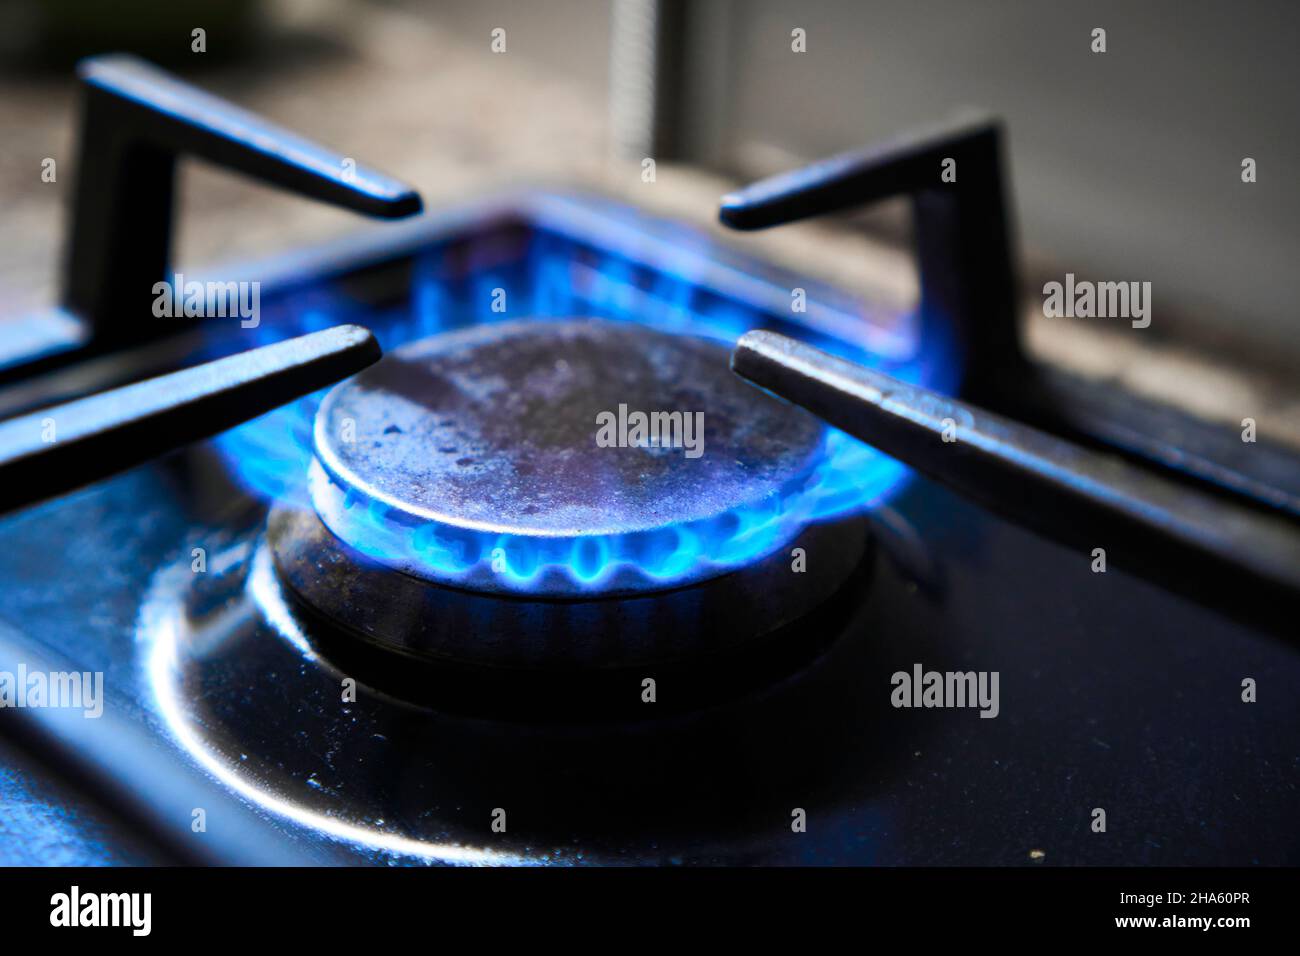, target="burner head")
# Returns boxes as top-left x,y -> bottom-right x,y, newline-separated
309,318 -> 828,596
